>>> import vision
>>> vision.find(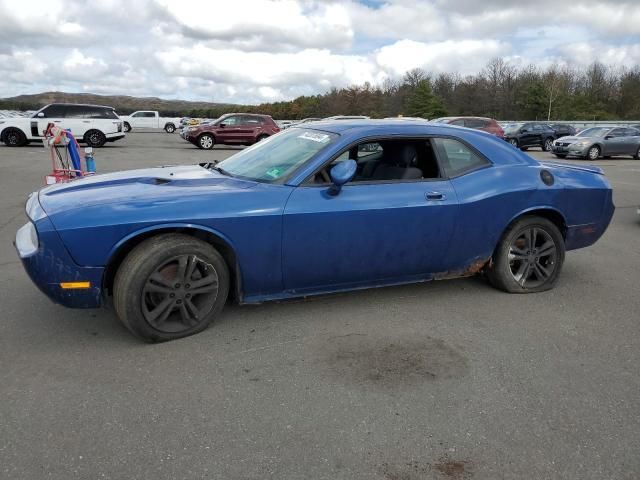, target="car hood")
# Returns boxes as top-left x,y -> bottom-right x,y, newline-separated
556,136 -> 593,143
38,164 -> 257,216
